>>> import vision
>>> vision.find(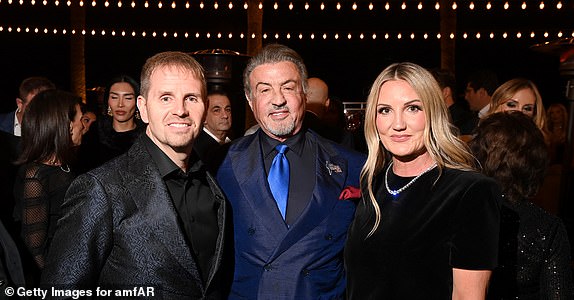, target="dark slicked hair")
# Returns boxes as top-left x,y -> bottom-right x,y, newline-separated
243,44 -> 308,100
469,111 -> 549,203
